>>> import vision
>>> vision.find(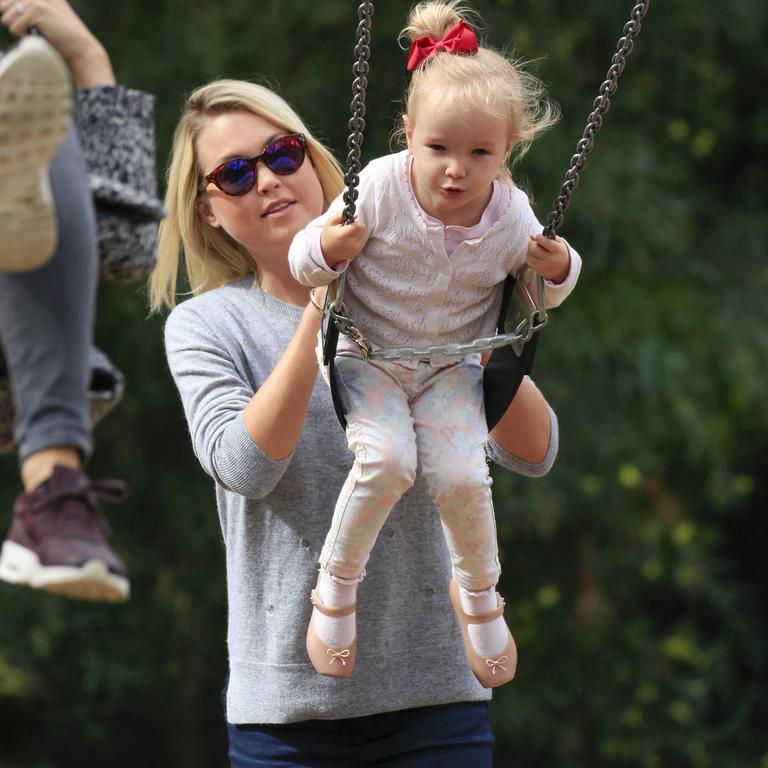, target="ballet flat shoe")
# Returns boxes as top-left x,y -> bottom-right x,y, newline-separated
306,589 -> 357,678
449,577 -> 517,689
